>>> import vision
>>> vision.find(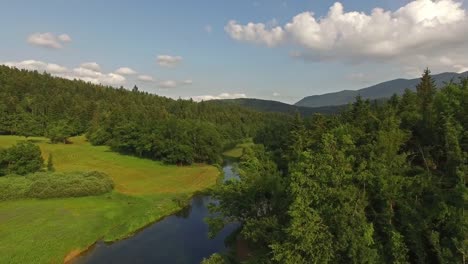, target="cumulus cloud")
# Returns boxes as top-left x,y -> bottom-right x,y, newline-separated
225,0 -> 468,71
2,59 -> 126,86
58,34 -> 72,42
80,62 -> 101,72
225,20 -> 285,47
115,67 -> 137,75
70,66 -> 125,85
3,60 -> 68,73
157,55 -> 183,67
137,75 -> 154,82
190,93 -> 247,102
27,32 -> 72,49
